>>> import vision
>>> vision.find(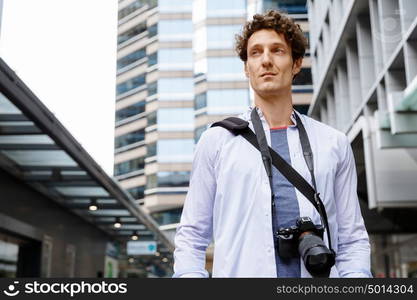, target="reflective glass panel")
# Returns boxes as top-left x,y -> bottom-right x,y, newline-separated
159,0 -> 193,13
118,22 -> 146,44
116,101 -> 145,122
158,20 -> 193,41
157,108 -> 194,131
206,89 -> 249,114
158,48 -> 193,71
207,57 -> 245,81
115,129 -> 145,148
116,74 -> 146,95
117,48 -> 146,70
207,25 -> 241,49
114,157 -> 145,176
157,139 -> 194,162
